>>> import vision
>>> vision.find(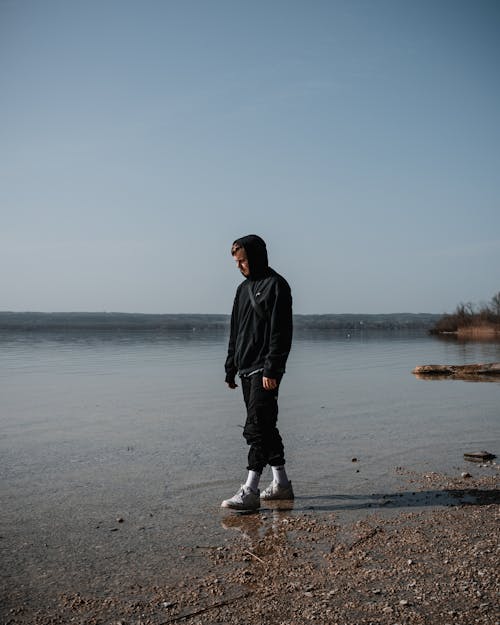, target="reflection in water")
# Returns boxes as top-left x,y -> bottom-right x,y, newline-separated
221,504 -> 294,546
414,372 -> 500,383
